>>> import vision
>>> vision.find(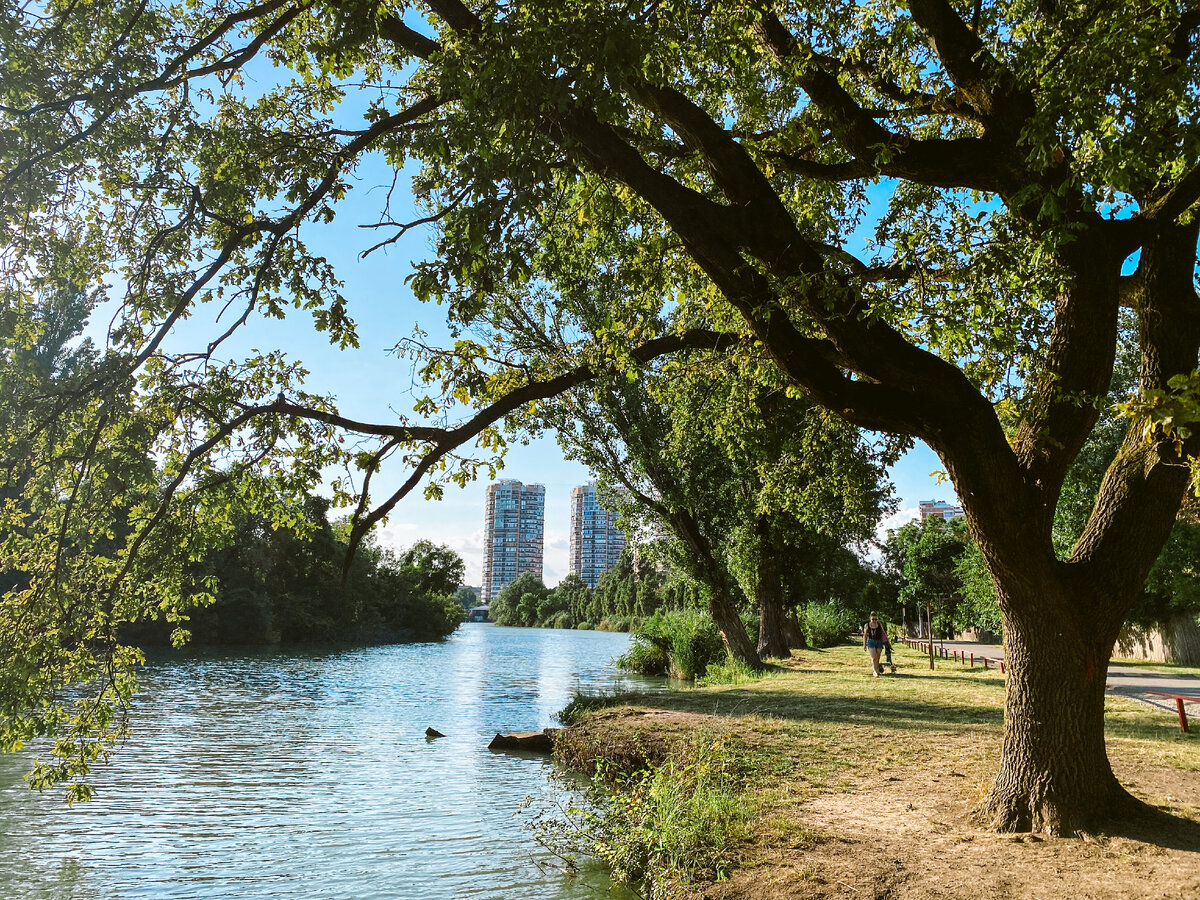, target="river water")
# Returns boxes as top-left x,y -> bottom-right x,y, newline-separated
0,625 -> 655,899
